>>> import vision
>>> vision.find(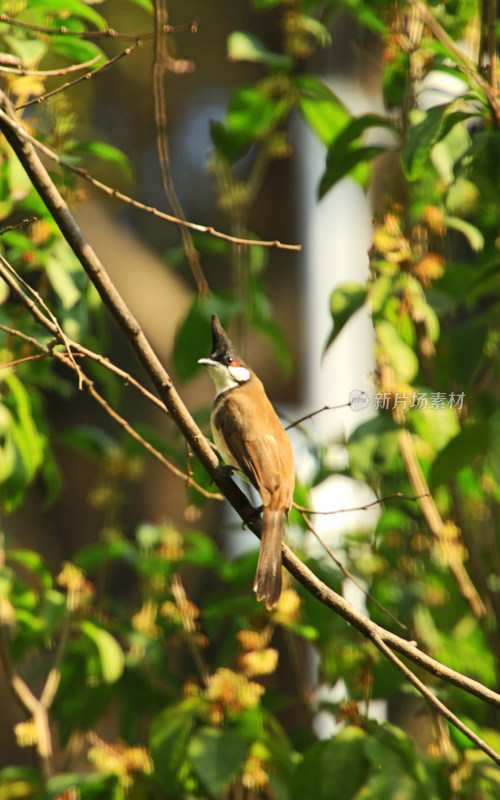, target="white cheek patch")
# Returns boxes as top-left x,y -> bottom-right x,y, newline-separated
228,365 -> 250,383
